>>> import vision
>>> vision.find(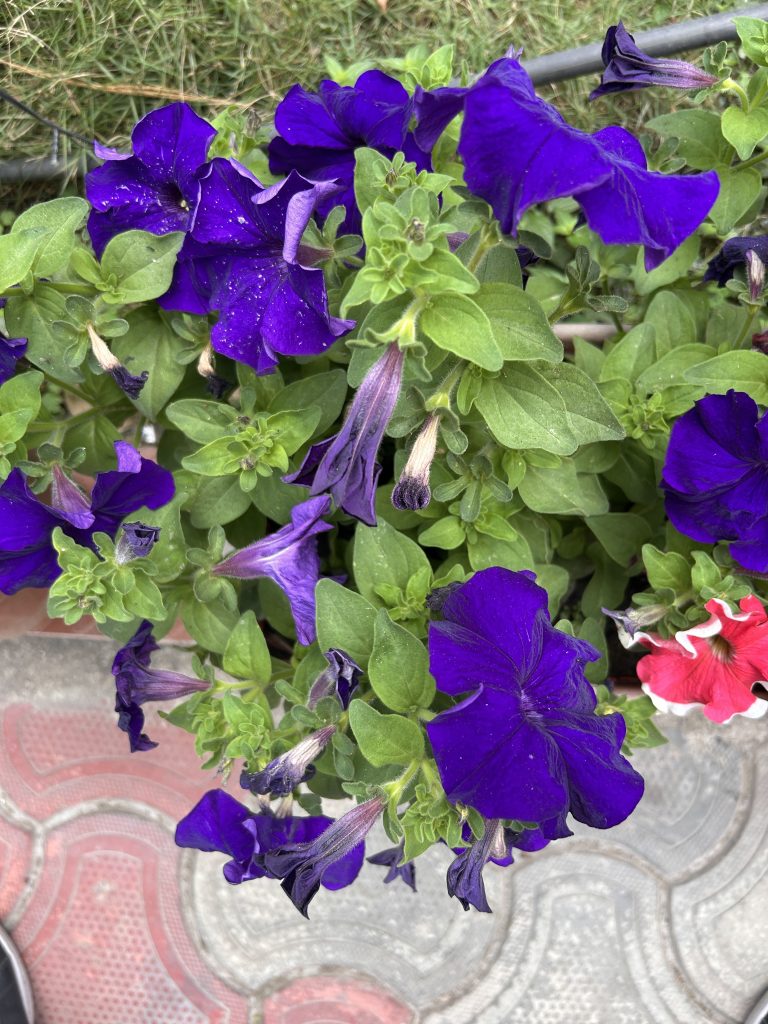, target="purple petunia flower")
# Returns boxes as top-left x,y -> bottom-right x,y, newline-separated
268,71 -> 430,235
704,236 -> 768,287
159,158 -> 354,374
114,521 -> 161,563
589,22 -> 717,100
307,648 -> 362,709
175,789 -> 366,894
264,795 -> 381,917
212,494 -> 333,645
240,724 -> 336,796
367,841 -> 417,892
661,390 -> 768,573
284,342 -> 405,525
425,567 -> 644,826
112,620 -> 209,752
0,333 -> 27,385
0,442 -> 174,595
414,55 -> 719,270
86,102 -> 216,257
